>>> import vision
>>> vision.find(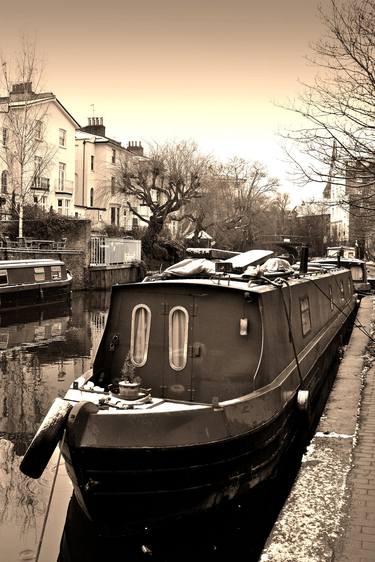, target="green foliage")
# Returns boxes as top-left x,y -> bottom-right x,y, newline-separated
1,205 -> 84,240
